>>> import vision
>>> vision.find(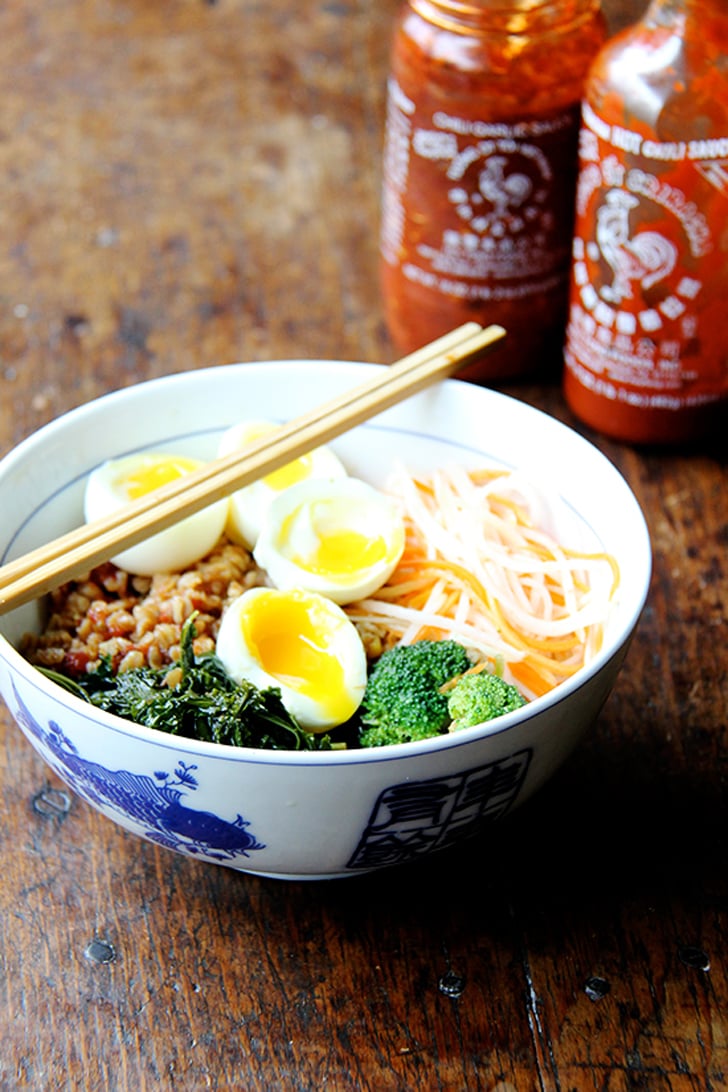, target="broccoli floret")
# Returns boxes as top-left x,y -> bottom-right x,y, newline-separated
447,670 -> 526,730
358,639 -> 472,747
